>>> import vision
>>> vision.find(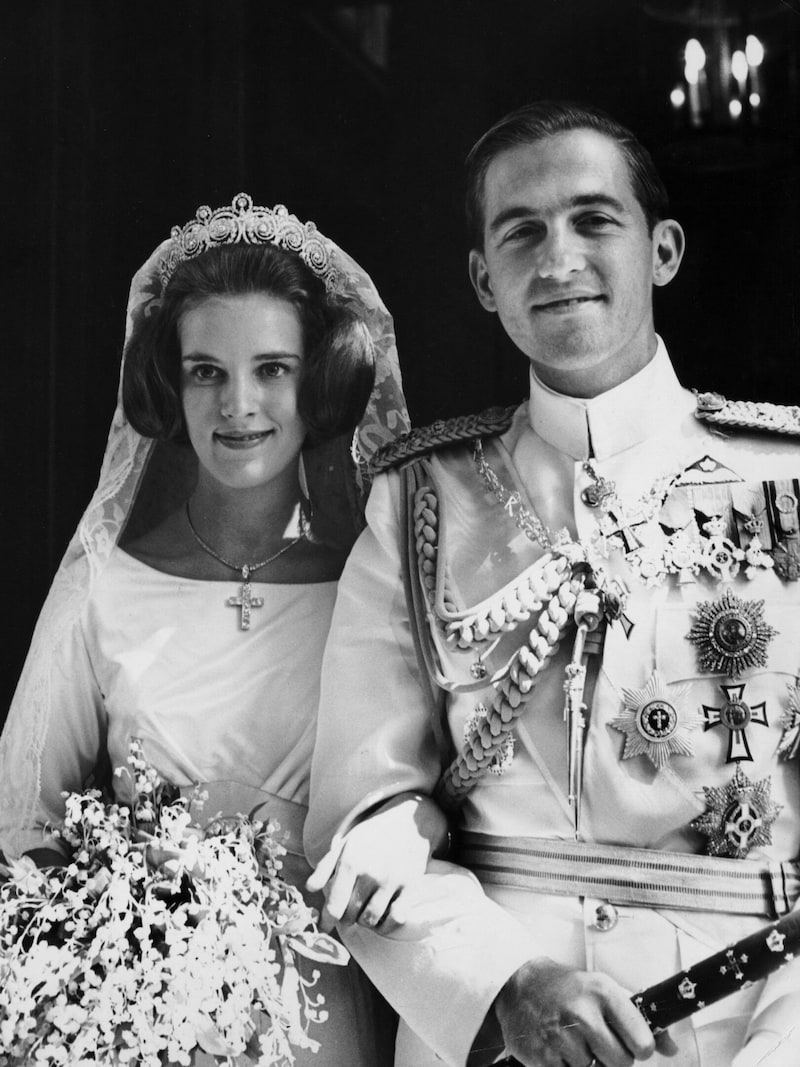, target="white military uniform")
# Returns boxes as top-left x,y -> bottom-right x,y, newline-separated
306,341 -> 800,1067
